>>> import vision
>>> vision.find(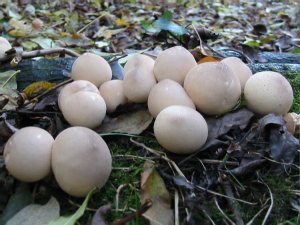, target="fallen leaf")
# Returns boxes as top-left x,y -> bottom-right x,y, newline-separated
47,188 -> 95,225
6,197 -> 60,225
0,71 -> 19,97
197,55 -> 221,64
141,161 -> 174,225
90,203 -> 111,225
0,183 -> 33,225
96,109 -> 153,135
